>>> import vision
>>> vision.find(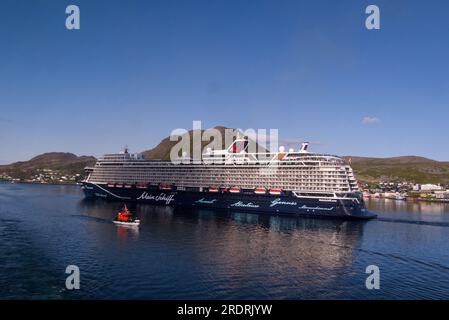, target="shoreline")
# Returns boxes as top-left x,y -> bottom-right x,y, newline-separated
2,181 -> 448,204
0,180 -> 80,186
